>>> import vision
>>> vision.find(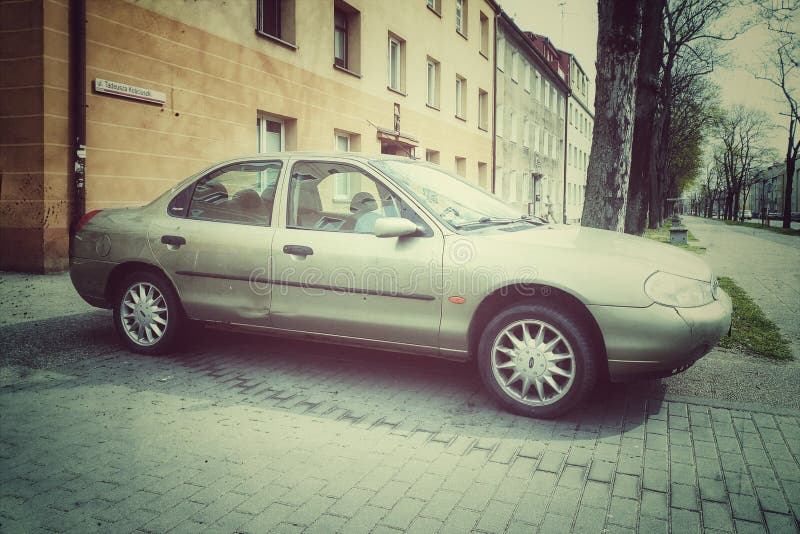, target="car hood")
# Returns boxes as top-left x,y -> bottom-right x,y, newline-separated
457,224 -> 713,307
522,225 -> 712,280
